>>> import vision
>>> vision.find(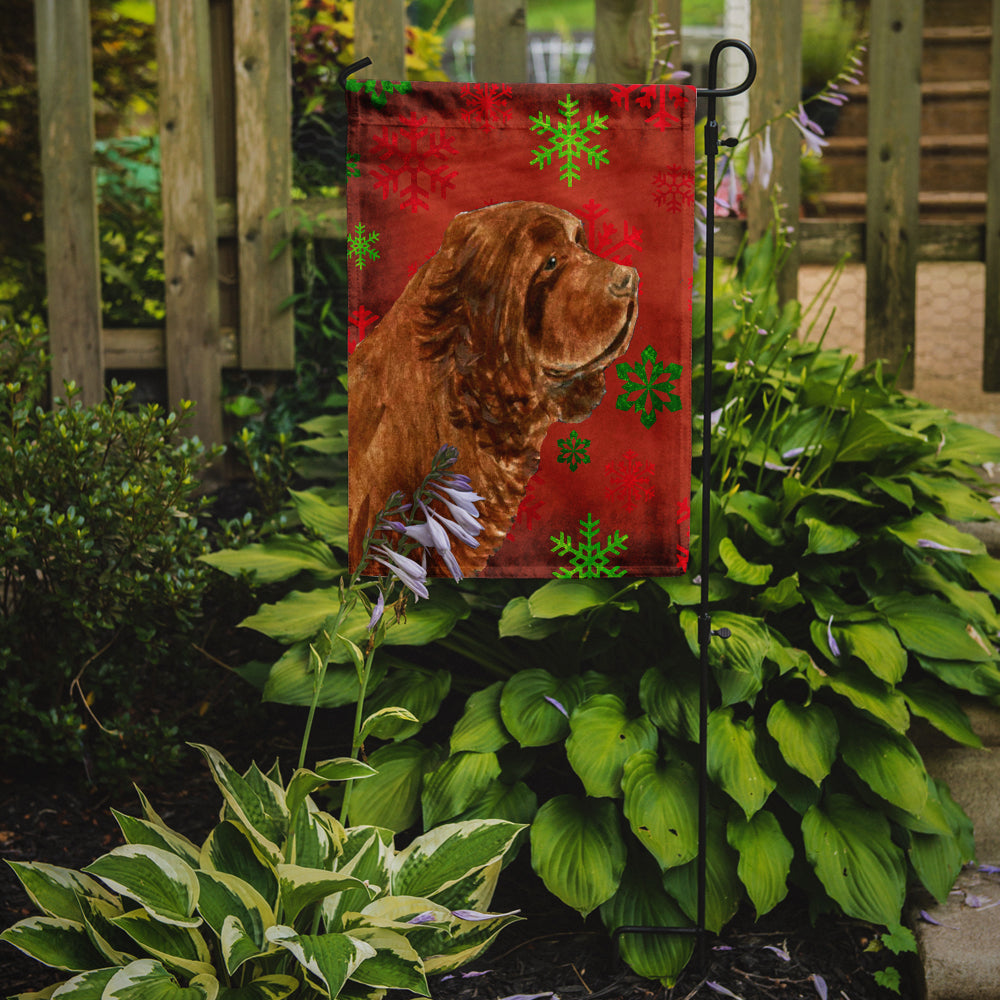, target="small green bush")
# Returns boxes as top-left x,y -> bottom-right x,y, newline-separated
0,317 -> 220,783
